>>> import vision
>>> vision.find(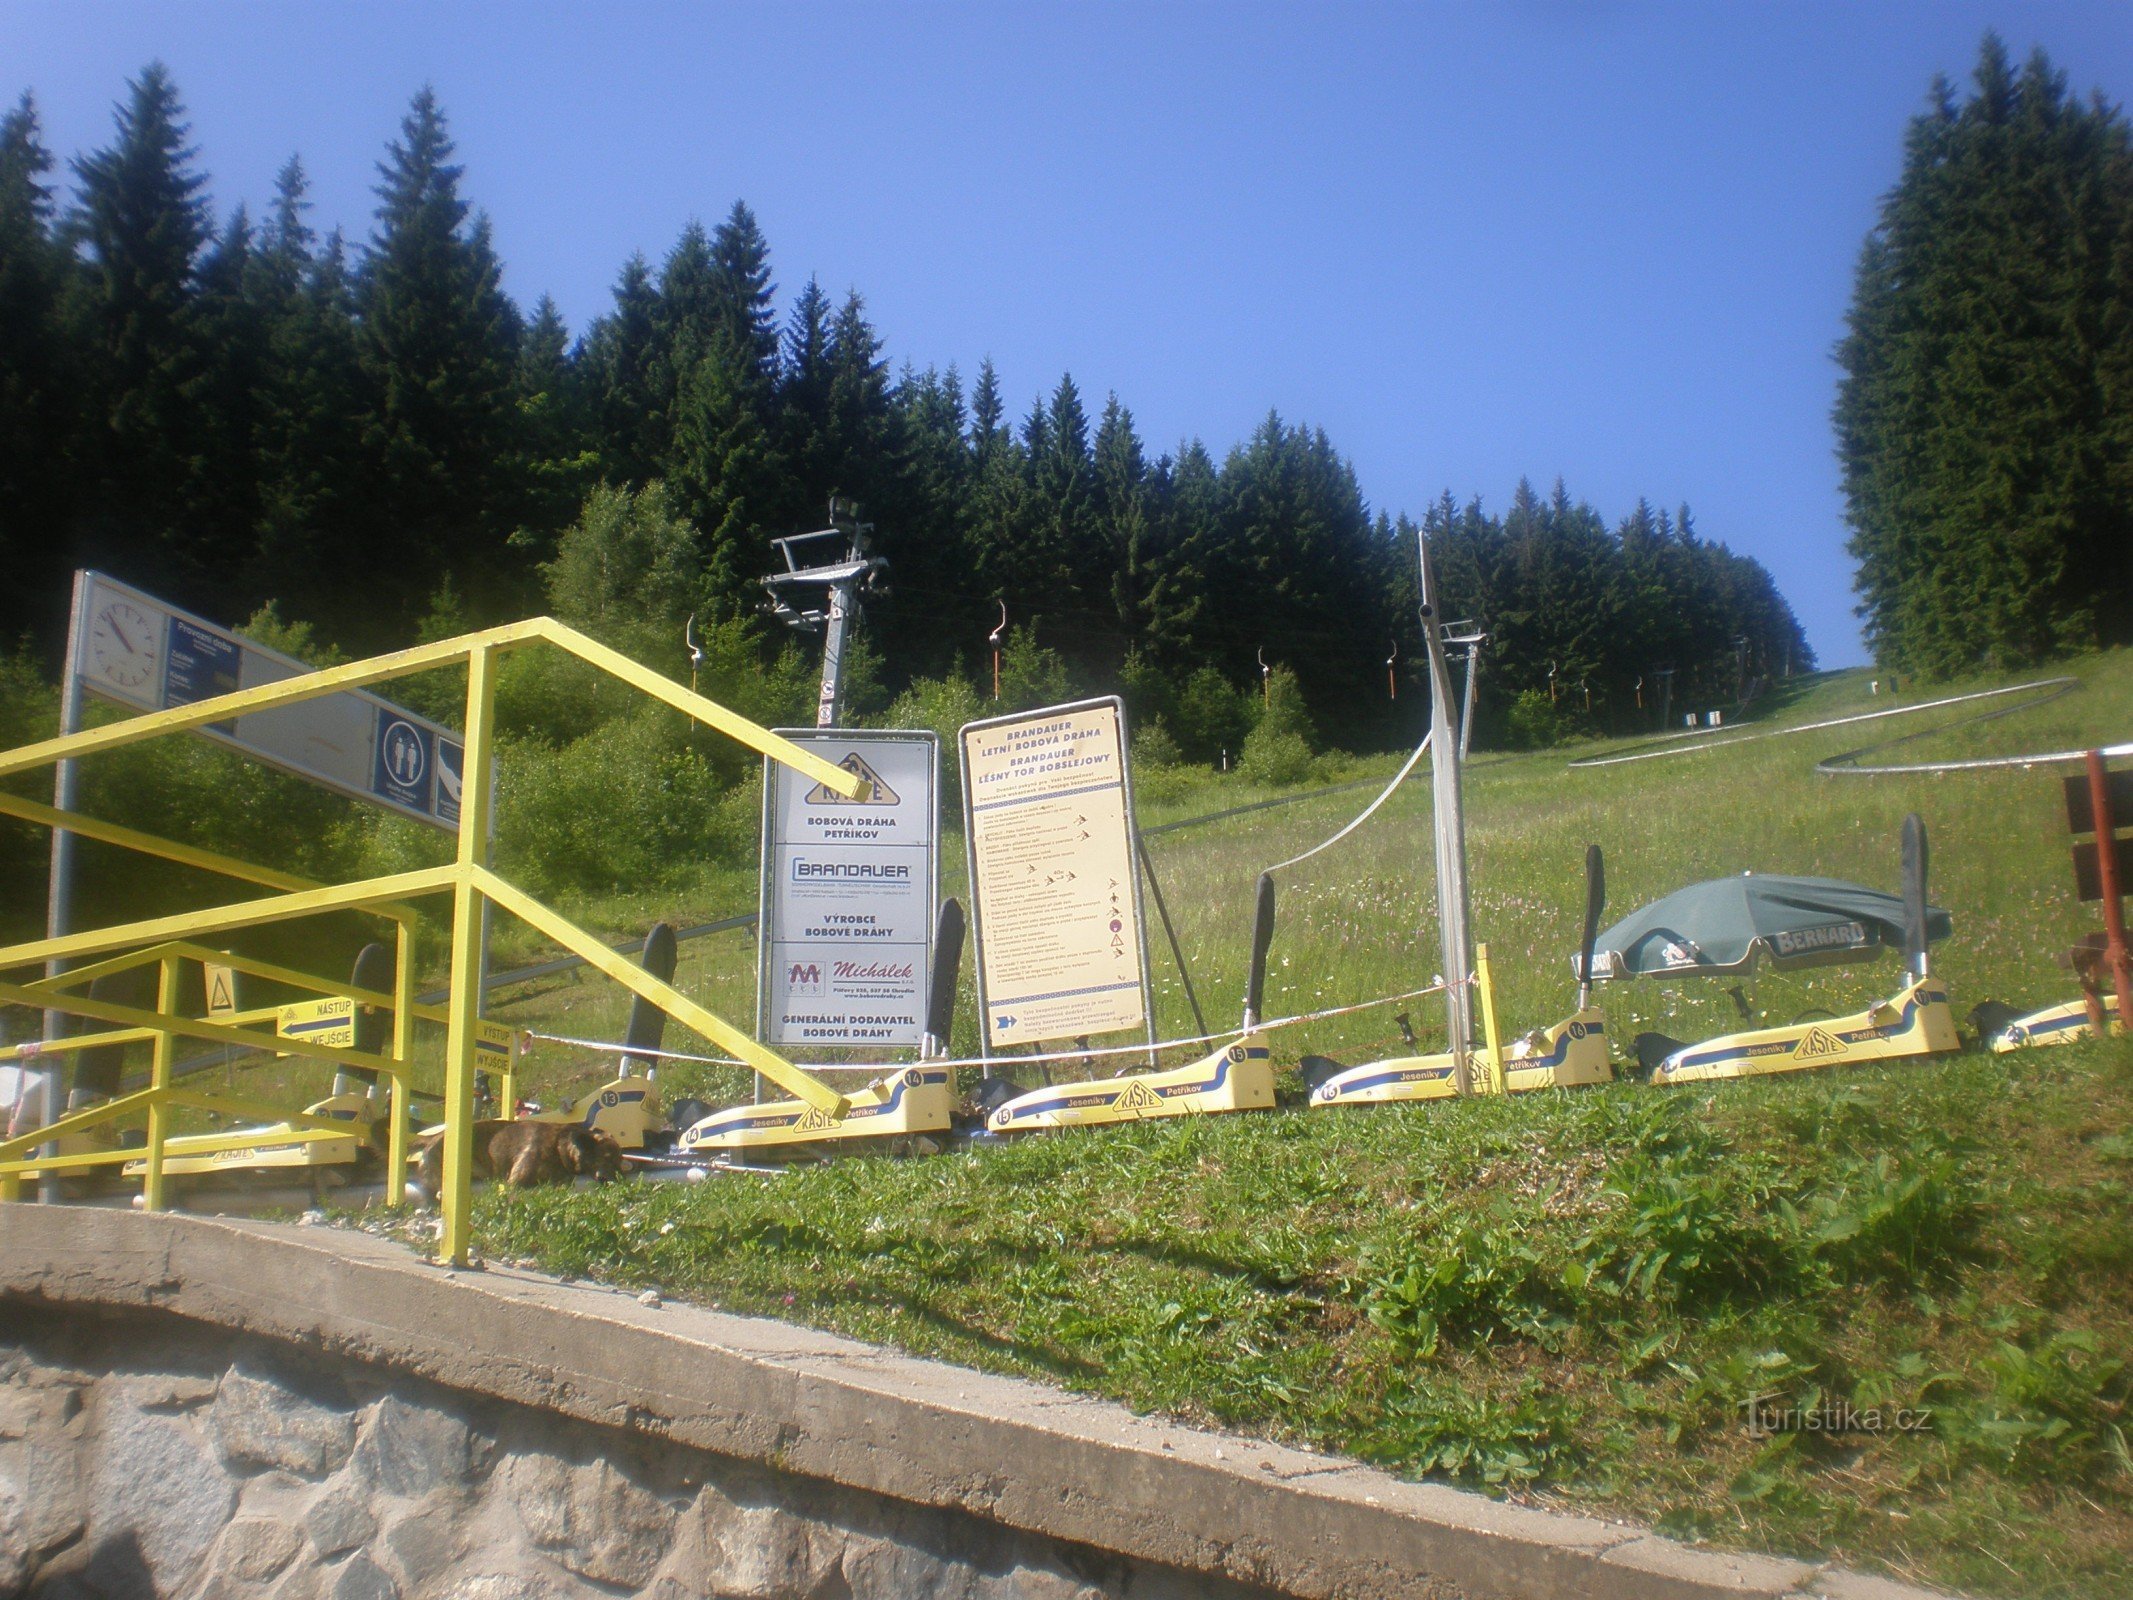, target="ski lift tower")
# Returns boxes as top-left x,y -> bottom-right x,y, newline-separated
760,498 -> 889,727
1443,620 -> 1486,760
